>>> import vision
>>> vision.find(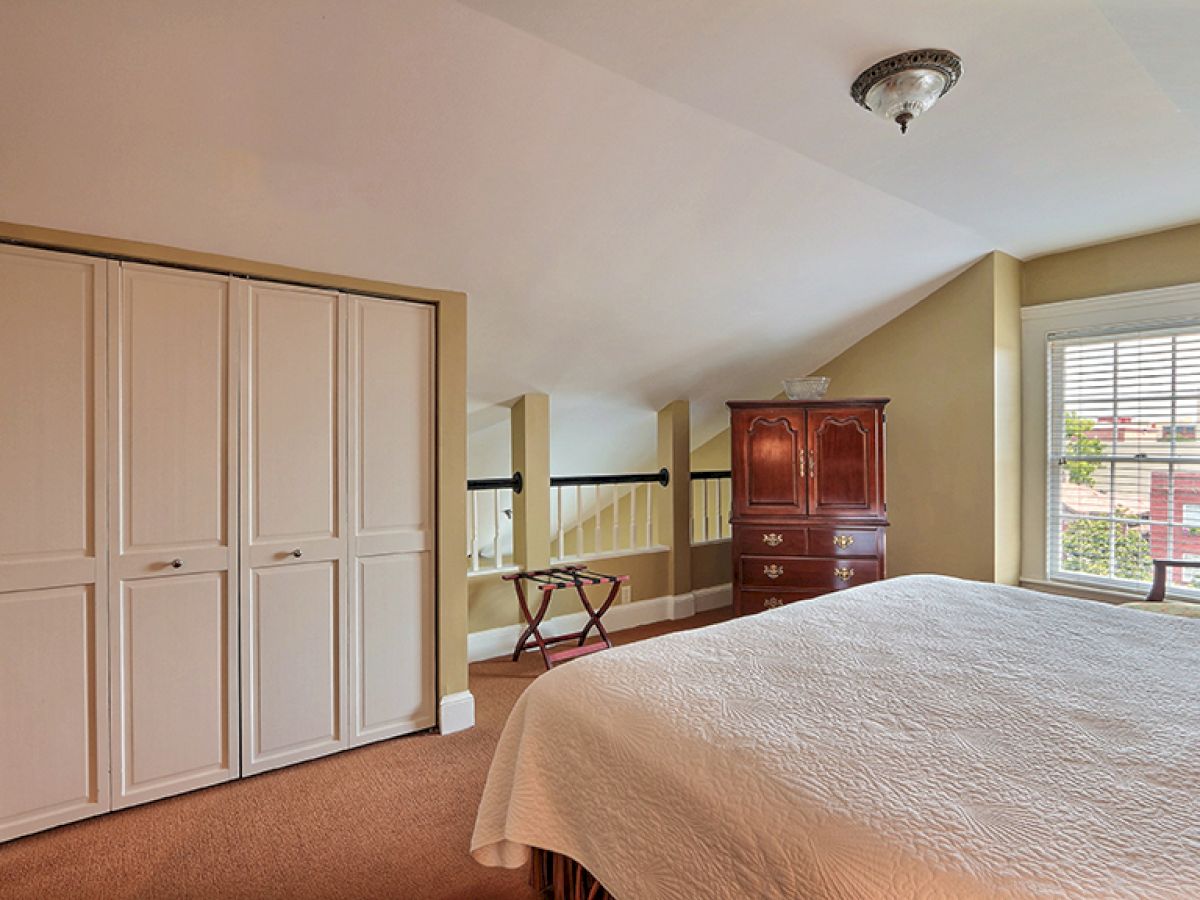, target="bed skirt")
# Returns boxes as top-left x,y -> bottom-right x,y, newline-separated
530,847 -> 615,900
